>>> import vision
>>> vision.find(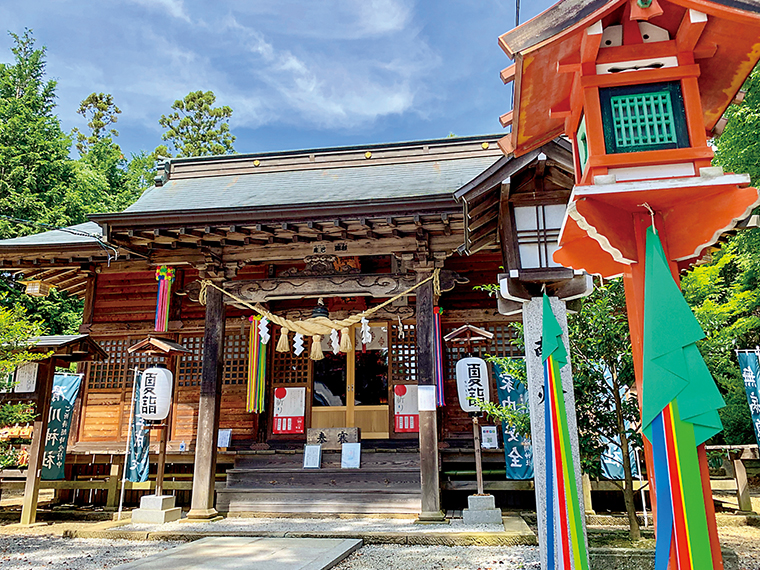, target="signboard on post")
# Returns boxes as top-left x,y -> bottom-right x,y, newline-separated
456,357 -> 490,412
394,384 -> 419,433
